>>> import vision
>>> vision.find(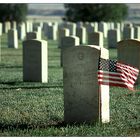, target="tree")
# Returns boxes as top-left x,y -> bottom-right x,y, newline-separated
0,4 -> 28,23
64,4 -> 128,22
